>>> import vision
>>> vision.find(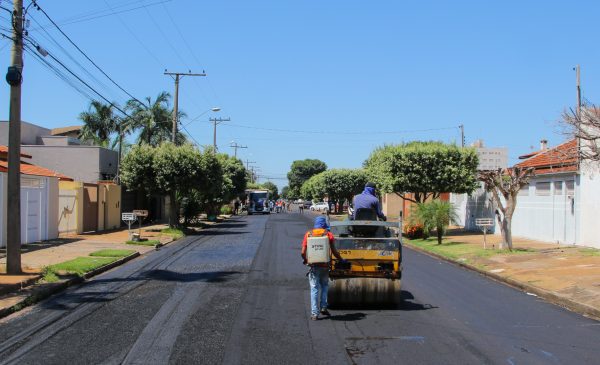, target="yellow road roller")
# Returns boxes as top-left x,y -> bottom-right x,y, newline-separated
328,214 -> 402,306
